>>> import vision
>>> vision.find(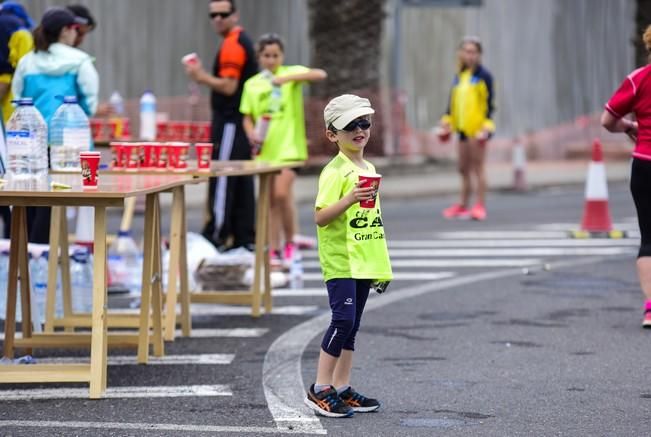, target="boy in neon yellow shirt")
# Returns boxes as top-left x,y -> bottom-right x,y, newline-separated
240,33 -> 326,268
304,94 -> 393,418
